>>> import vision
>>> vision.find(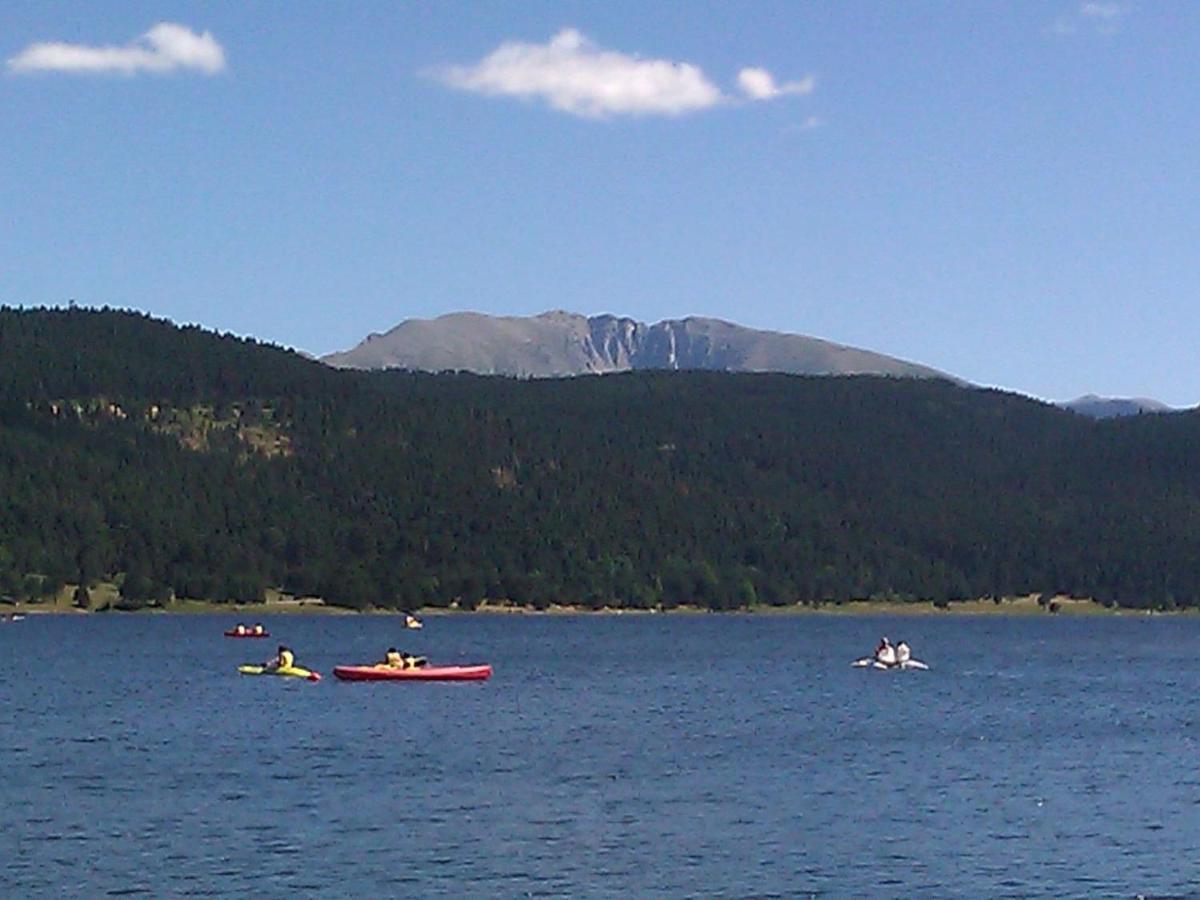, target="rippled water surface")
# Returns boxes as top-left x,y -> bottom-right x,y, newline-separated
2,613 -> 1199,897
